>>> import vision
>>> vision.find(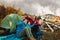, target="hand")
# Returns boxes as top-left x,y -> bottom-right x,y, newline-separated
34,21 -> 36,23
